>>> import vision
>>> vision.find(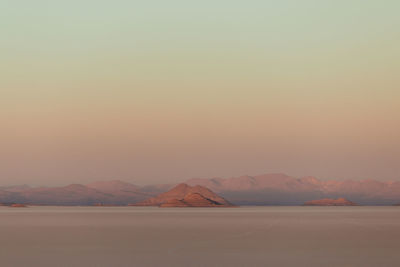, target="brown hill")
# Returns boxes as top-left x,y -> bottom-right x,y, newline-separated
304,198 -> 357,206
135,183 -> 234,207
160,193 -> 227,207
